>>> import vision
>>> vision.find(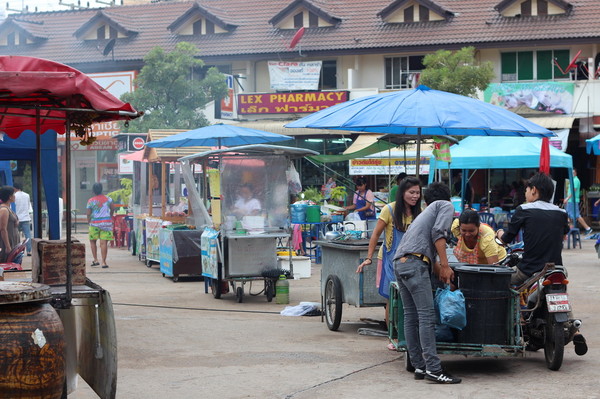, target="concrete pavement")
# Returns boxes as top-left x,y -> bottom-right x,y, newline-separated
15,231 -> 598,399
